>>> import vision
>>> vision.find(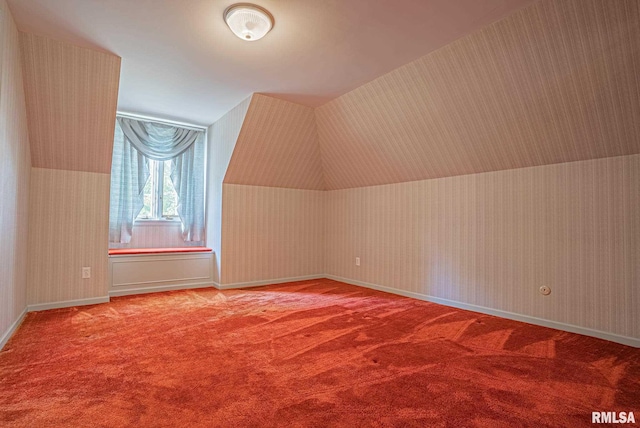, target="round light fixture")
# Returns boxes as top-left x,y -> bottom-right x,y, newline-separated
224,4 -> 274,42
